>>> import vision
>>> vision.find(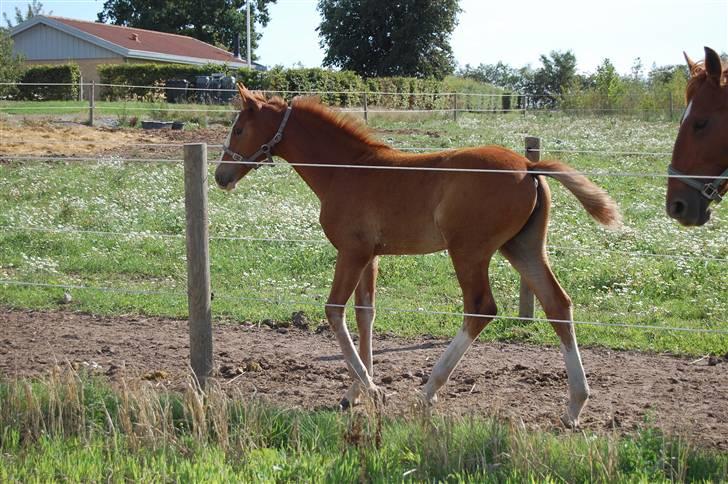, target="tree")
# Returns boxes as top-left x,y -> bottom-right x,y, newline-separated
97,0 -> 277,59
459,62 -> 523,91
0,29 -> 25,97
317,0 -> 460,80
3,0 -> 51,28
592,58 -> 625,110
528,50 -> 577,107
